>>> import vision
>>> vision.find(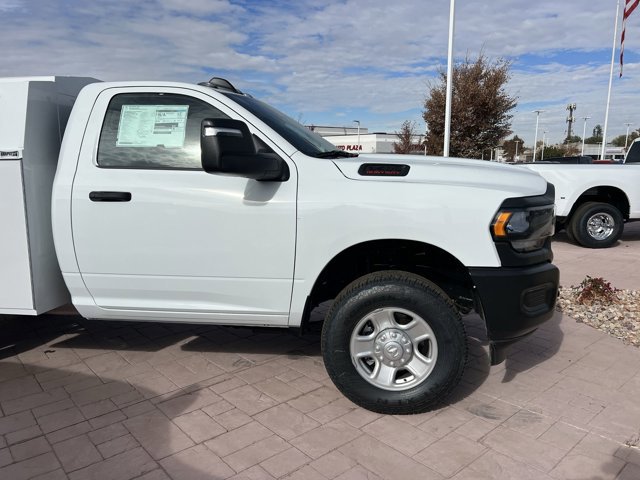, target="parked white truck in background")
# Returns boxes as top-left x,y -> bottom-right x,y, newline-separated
1,76 -> 559,414
525,140 -> 640,248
